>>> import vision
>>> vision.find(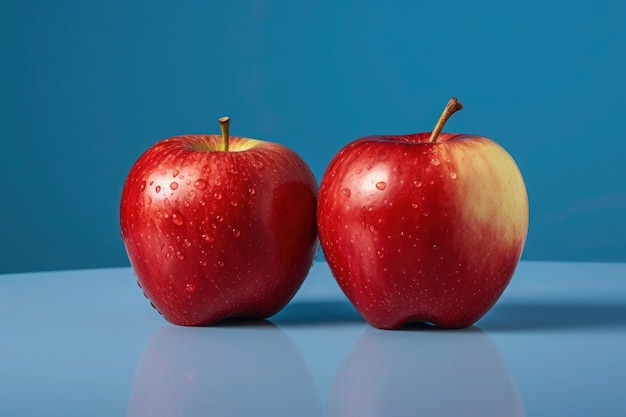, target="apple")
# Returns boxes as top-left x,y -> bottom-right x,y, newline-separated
120,117 -> 318,325
317,98 -> 528,329
326,326 -> 525,416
